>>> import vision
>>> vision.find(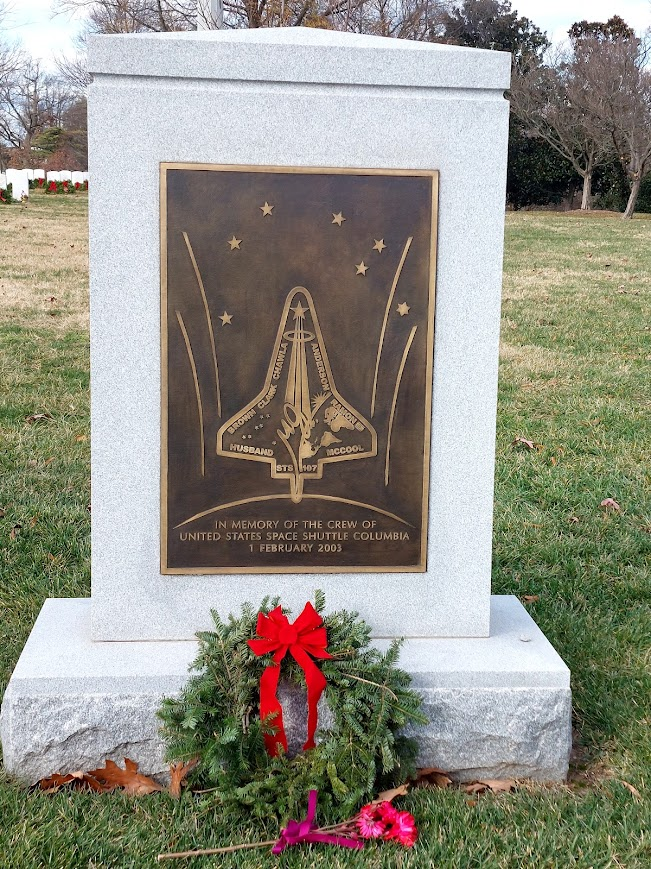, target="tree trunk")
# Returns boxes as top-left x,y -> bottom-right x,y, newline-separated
580,171 -> 592,210
623,173 -> 643,220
